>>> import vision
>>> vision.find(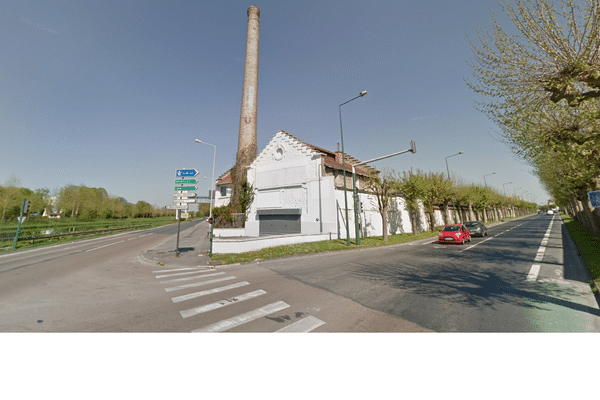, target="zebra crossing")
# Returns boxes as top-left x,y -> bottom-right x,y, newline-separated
151,266 -> 325,332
